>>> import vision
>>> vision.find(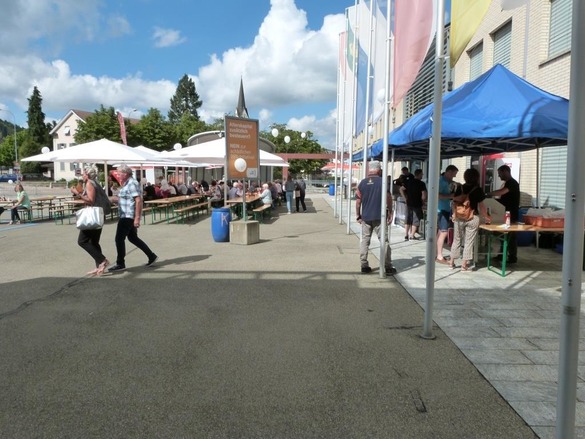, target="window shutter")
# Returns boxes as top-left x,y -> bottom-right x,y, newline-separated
469,44 -> 483,80
493,22 -> 512,68
549,0 -> 572,58
540,145 -> 567,209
